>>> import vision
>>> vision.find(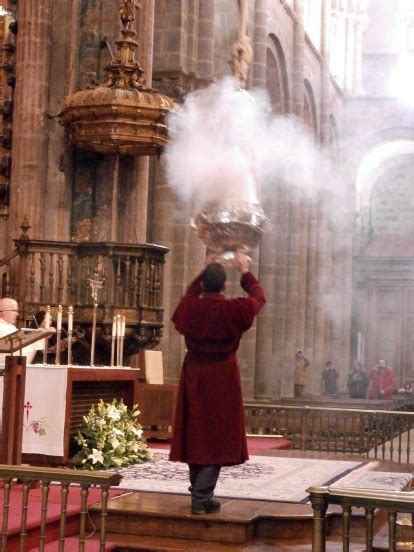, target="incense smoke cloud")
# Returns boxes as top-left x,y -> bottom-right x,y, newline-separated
163,77 -> 328,211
